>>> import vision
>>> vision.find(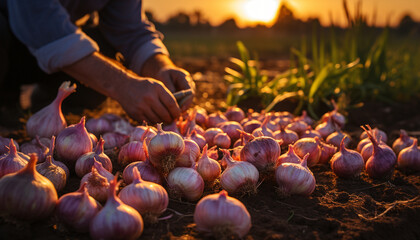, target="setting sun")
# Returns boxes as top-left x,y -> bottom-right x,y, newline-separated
242,0 -> 280,25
